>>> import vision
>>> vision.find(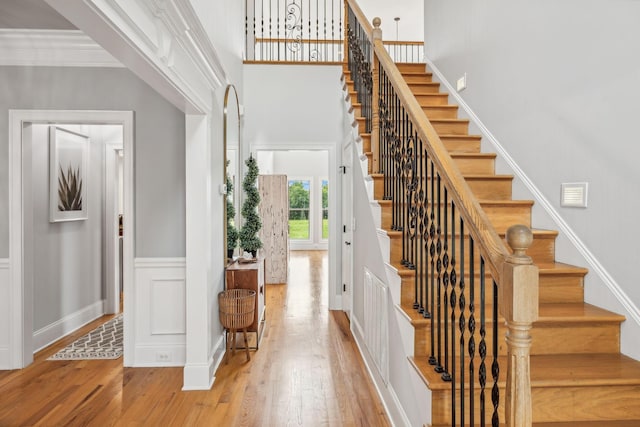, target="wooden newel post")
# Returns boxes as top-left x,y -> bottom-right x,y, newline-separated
371,17 -> 381,173
501,224 -> 538,427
